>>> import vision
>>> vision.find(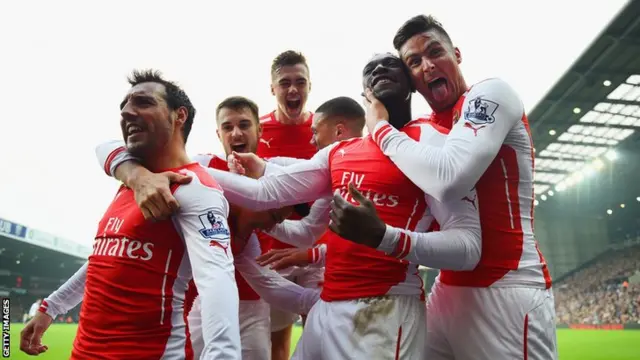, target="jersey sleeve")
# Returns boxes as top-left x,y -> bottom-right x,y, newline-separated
306,243 -> 327,267
203,144 -> 335,211
234,234 -> 321,315
172,175 -> 241,359
264,197 -> 331,248
95,140 -> 138,177
267,156 -> 307,166
377,190 -> 481,270
39,262 -> 88,319
371,78 -> 524,202
191,153 -> 217,167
